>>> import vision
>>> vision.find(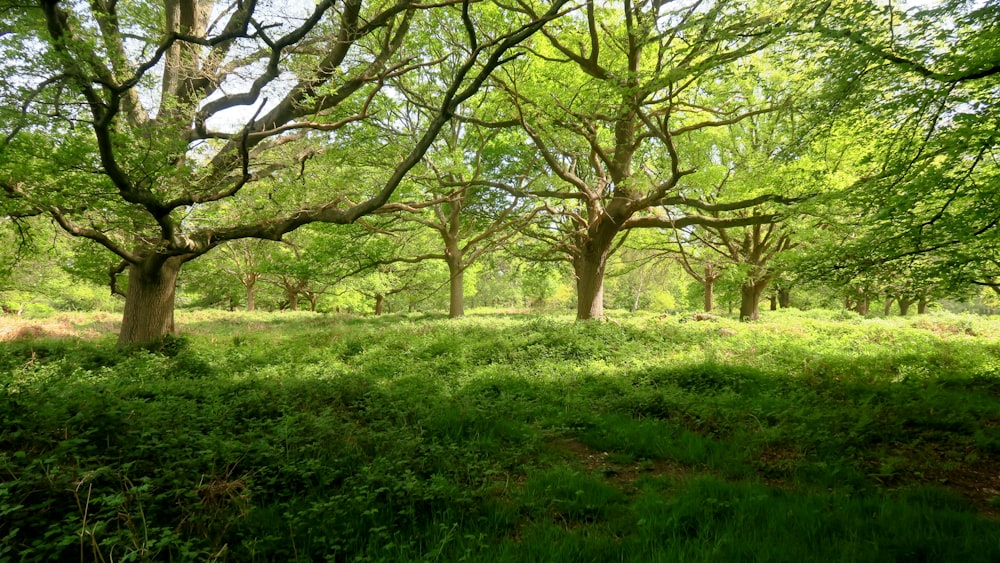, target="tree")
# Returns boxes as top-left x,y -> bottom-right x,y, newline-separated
695,216 -> 795,320
376,29 -> 550,318
805,0 -> 1000,298
0,0 -> 569,346
492,0 -> 812,320
380,117 -> 540,317
618,220 -> 724,313
260,225 -> 350,312
675,89 -> 816,321
675,246 -> 725,313
390,187 -> 536,317
218,239 -> 270,311
352,259 -> 442,315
